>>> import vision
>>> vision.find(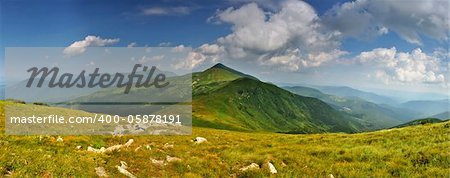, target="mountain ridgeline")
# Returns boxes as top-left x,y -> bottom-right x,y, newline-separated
283,86 -> 416,130
314,86 -> 398,105
399,99 -> 450,117
392,118 -> 445,128
66,63 -> 419,134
